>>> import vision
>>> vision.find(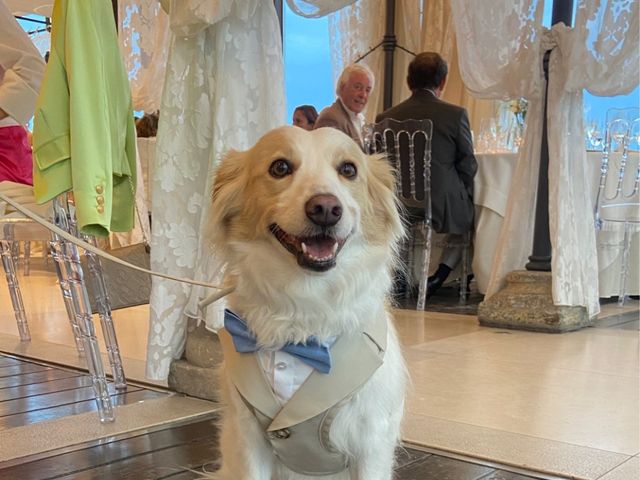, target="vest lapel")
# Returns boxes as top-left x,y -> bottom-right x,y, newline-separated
218,328 -> 281,419
267,314 -> 388,432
